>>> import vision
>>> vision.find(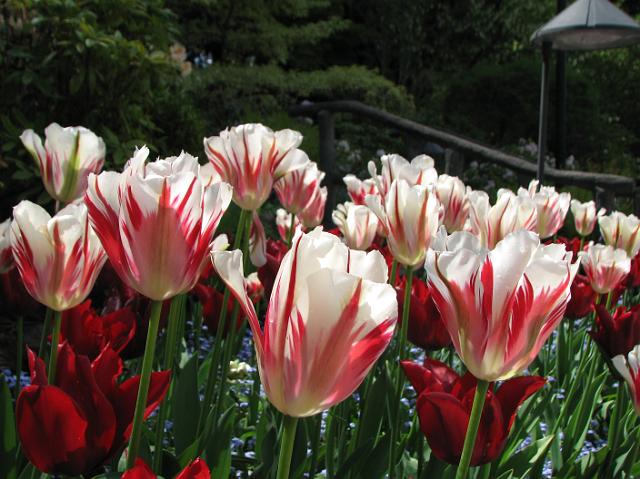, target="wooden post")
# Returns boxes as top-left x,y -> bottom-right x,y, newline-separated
444,149 -> 465,178
318,110 -> 336,227
595,186 -> 616,212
